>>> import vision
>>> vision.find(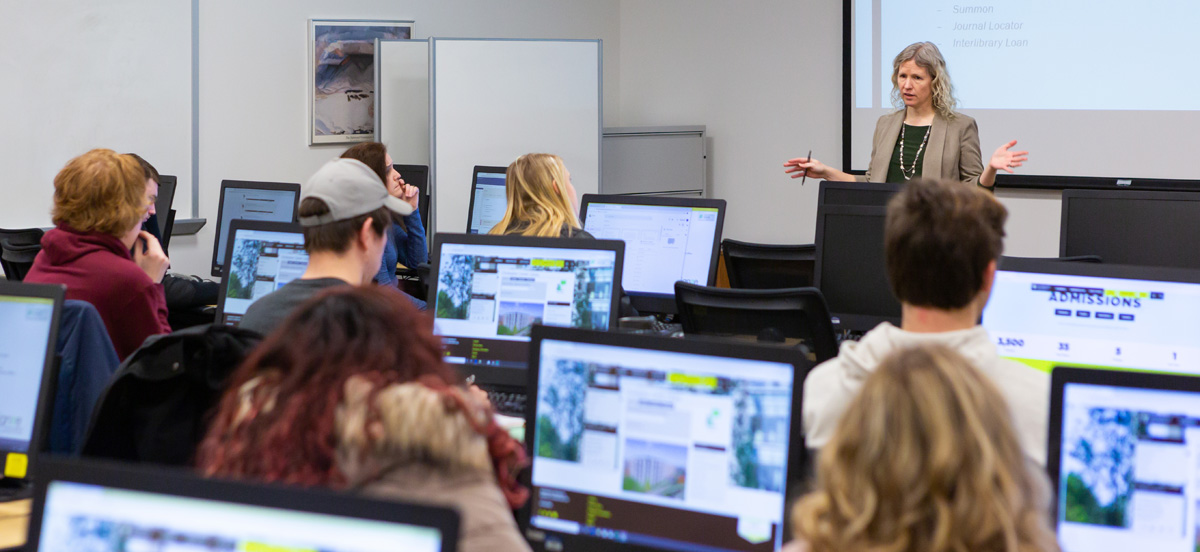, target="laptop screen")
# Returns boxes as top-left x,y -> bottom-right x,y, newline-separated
467,169 -> 507,234
219,226 -> 308,327
581,200 -> 723,296
432,240 -> 618,378
0,292 -> 56,455
1053,376 -> 1200,551
528,337 -> 798,552
34,480 -> 445,552
982,263 -> 1200,375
